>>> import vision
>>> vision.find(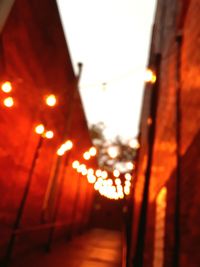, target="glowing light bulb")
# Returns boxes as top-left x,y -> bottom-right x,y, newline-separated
126,162 -> 134,170
94,181 -> 101,190
107,179 -> 113,186
87,174 -> 96,184
89,147 -> 97,156
125,180 -> 131,187
129,138 -> 140,149
124,186 -> 130,195
107,146 -> 119,159
1,81 -> 12,93
45,130 -> 54,139
45,94 -> 57,107
95,169 -> 102,177
82,169 -> 88,176
87,168 -> 94,175
64,140 -> 73,150
101,171 -> 108,179
35,124 -> 45,135
125,173 -> 132,181
144,68 -> 156,83
57,148 -> 65,156
72,160 -> 79,169
3,97 -> 14,107
115,178 -> 121,185
113,169 -> 120,178
83,151 -> 90,160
